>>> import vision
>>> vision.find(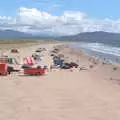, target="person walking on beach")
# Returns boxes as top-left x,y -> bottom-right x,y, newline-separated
50,65 -> 52,72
